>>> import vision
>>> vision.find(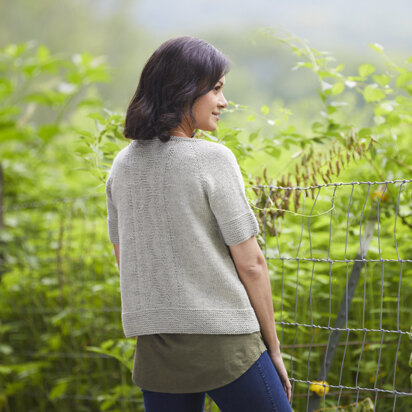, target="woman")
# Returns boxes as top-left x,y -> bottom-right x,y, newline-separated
105,35 -> 292,412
